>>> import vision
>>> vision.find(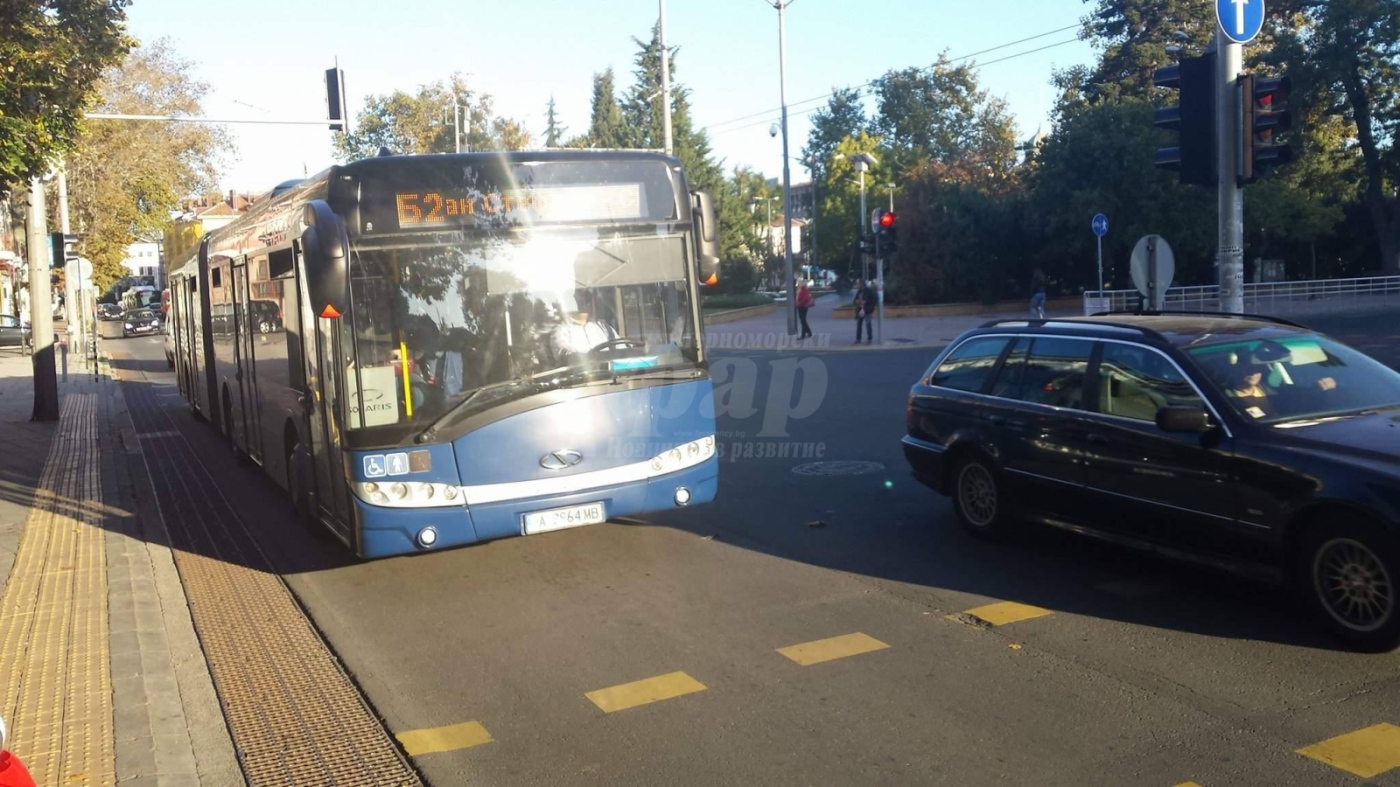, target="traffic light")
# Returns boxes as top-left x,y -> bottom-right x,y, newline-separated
325,67 -> 348,132
49,233 -> 78,269
1153,52 -> 1216,187
1240,72 -> 1293,183
858,232 -> 876,255
876,210 -> 898,254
